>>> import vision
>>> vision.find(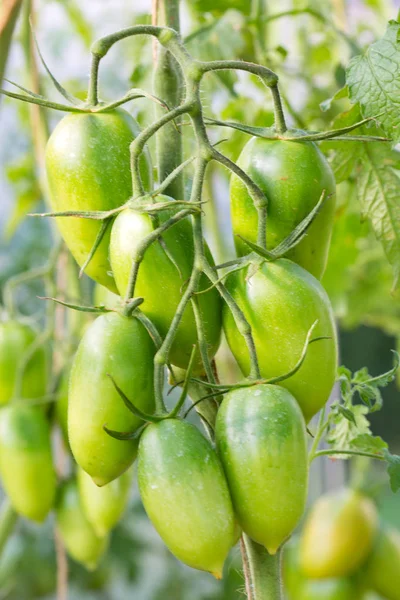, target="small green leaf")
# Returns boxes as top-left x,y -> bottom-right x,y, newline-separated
350,433 -> 388,455
337,404 -> 357,425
